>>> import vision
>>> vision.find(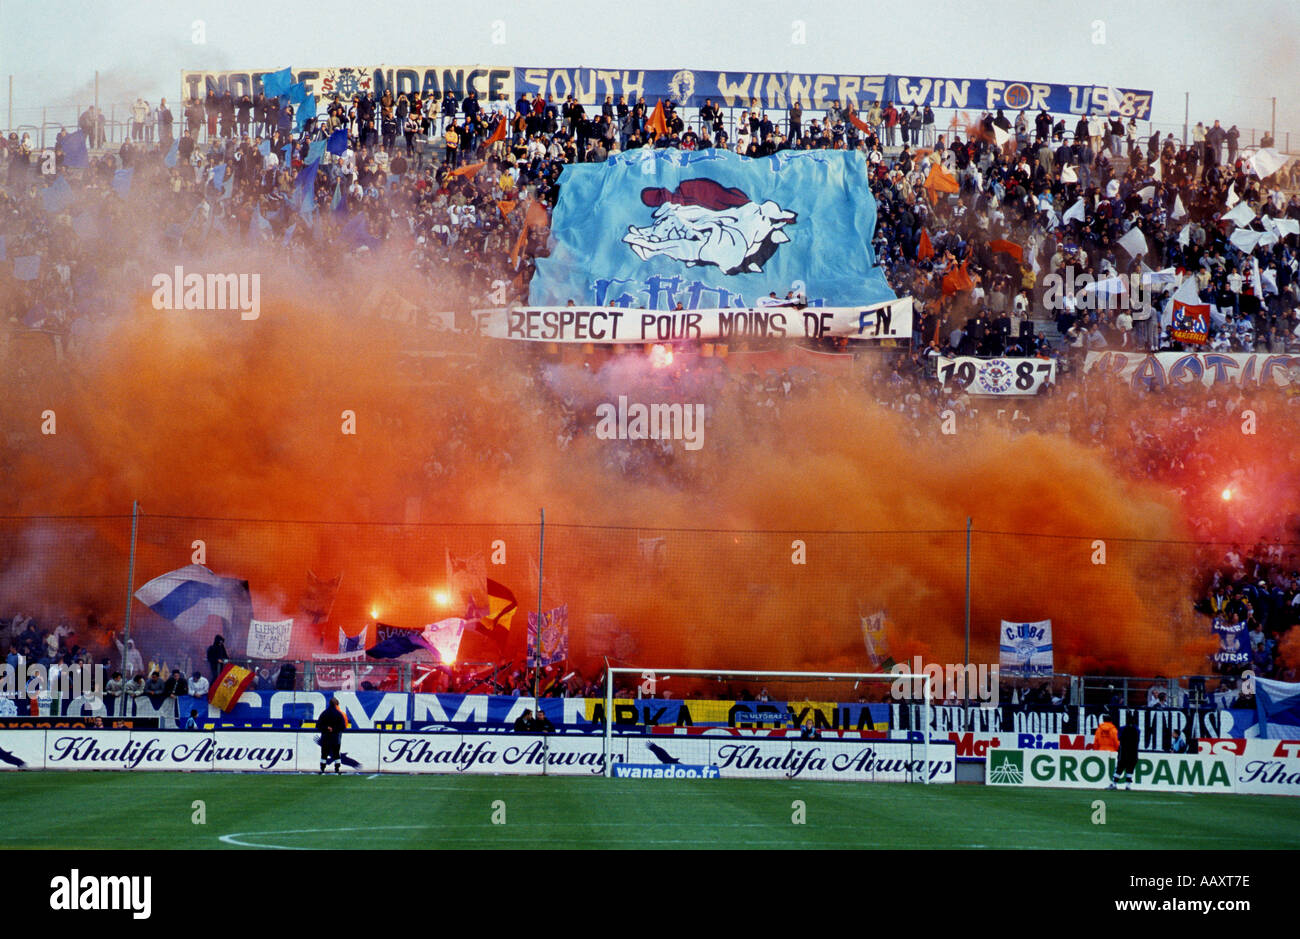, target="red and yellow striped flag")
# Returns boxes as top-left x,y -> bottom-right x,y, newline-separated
209,663 -> 256,712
